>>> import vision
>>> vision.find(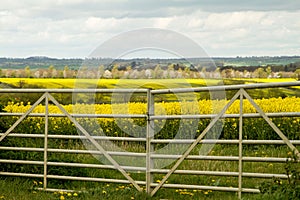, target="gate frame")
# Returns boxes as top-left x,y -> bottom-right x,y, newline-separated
0,82 -> 299,199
